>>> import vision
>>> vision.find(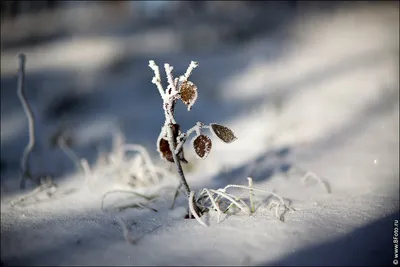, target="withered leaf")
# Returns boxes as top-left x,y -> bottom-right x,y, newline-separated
192,134 -> 212,159
158,137 -> 173,163
157,124 -> 188,164
210,123 -> 237,143
179,80 -> 198,111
